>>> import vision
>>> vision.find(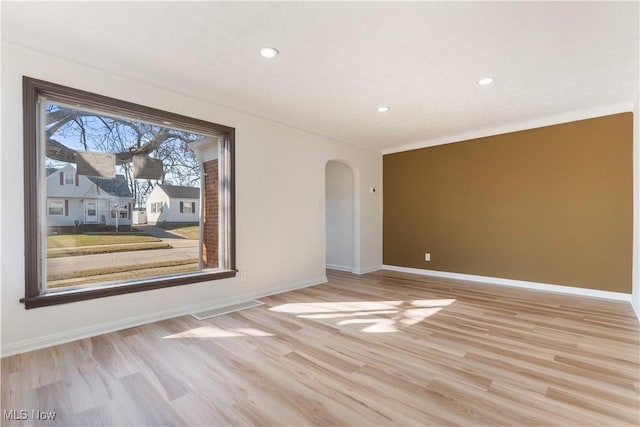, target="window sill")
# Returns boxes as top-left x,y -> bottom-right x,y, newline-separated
21,269 -> 237,309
